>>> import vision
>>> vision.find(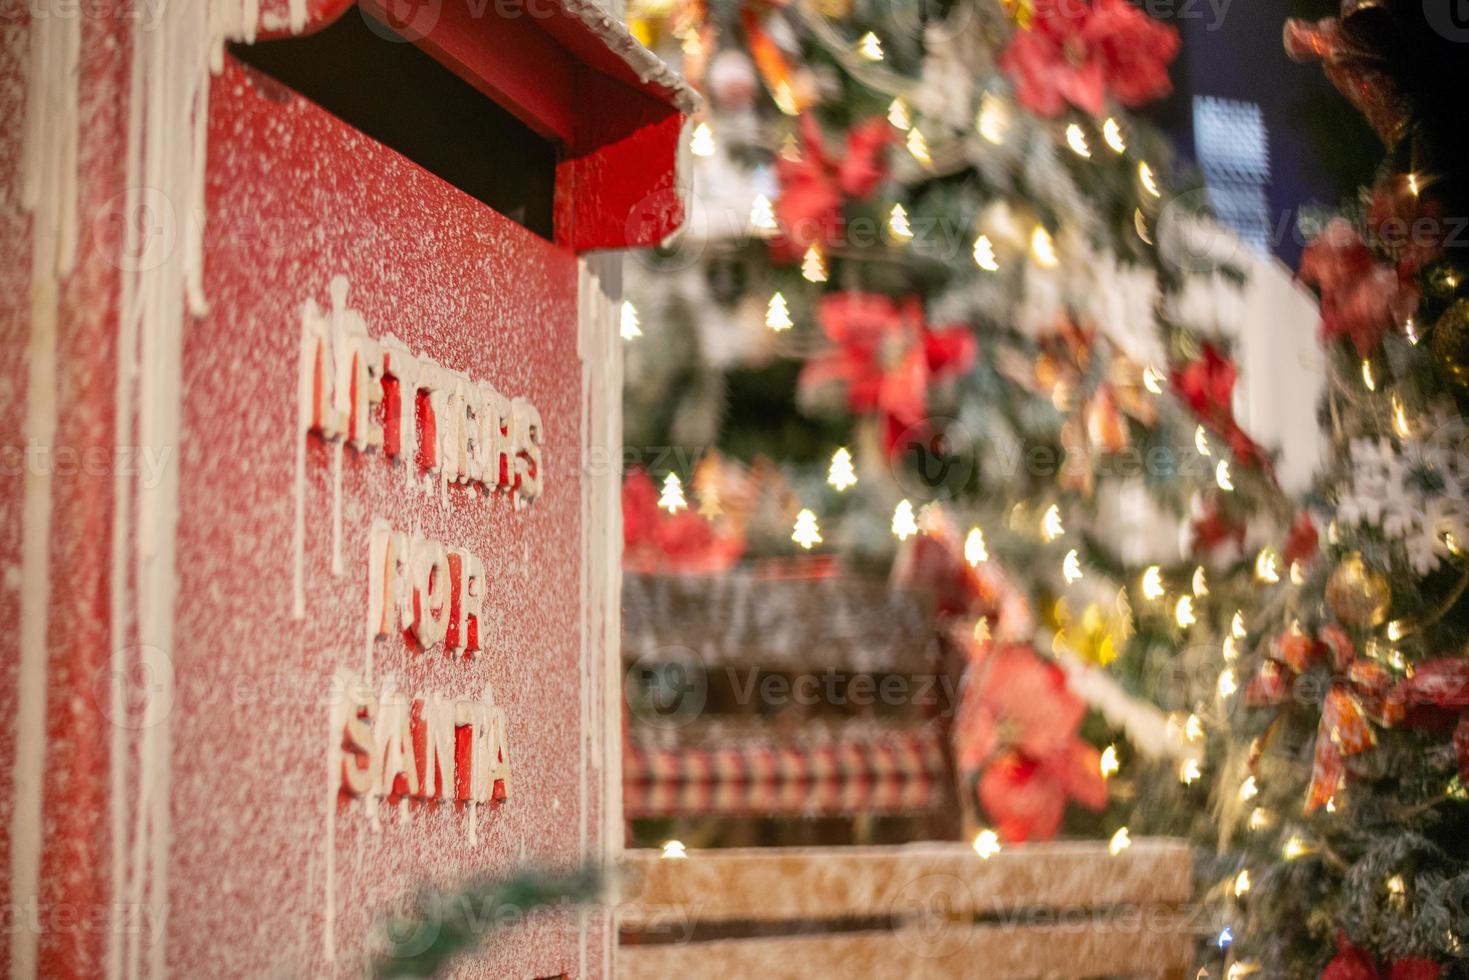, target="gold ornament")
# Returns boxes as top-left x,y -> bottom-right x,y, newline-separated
1431,298 -> 1469,388
1326,552 -> 1391,628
